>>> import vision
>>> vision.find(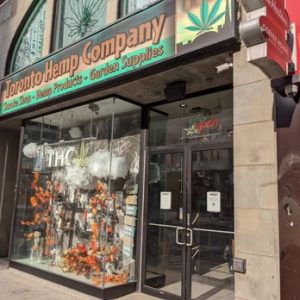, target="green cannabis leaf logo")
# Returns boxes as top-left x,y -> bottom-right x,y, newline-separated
186,0 -> 226,36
